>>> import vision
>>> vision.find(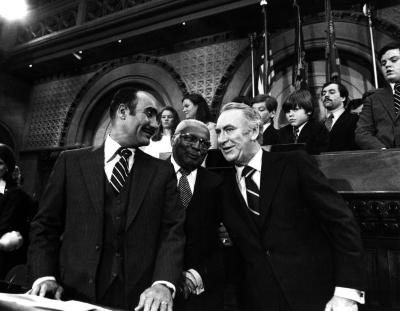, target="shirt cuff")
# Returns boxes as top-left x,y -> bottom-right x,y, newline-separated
185,269 -> 204,295
152,281 -> 176,298
32,276 -> 56,289
334,287 -> 365,304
